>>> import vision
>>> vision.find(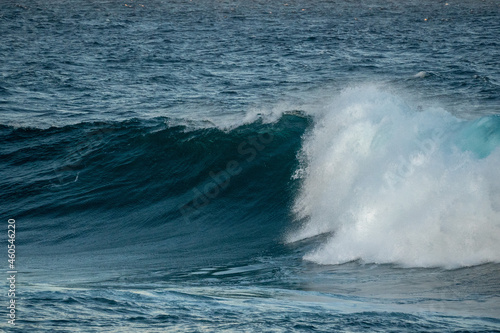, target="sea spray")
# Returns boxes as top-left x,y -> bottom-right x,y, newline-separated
289,86 -> 500,268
